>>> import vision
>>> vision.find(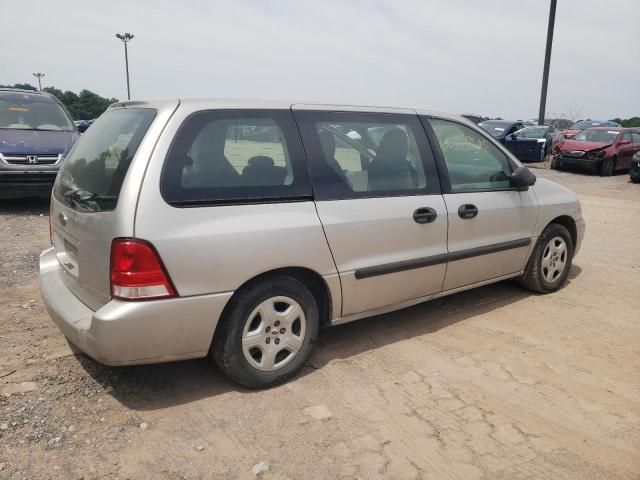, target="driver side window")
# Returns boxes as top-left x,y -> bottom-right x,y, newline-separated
430,118 -> 512,192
